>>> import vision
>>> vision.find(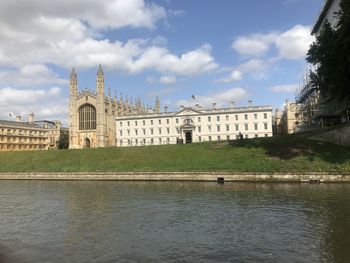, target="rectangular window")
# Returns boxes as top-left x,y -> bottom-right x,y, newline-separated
198,126 -> 201,133
135,121 -> 138,126
167,127 -> 170,134
119,140 -> 123,146
226,125 -> 229,132
265,134 -> 268,137
217,116 -> 220,121
217,135 -> 221,141
208,116 -> 211,122
235,115 -> 238,121
255,134 -> 258,138
159,138 -> 162,144
245,134 -> 248,139
127,129 -> 130,136
209,136 -> 212,141
254,123 -> 258,130
245,124 -> 248,131
176,118 -> 179,124
254,113 -> 257,120
151,128 -> 154,135
176,127 -> 180,134
159,128 -> 162,134
119,130 -> 123,136
264,123 -> 268,130
143,129 -> 146,135
226,115 -> 229,121
244,114 -> 248,120
159,119 -> 161,125
227,135 -> 230,140
166,119 -> 169,124
143,120 -> 146,125
208,126 -> 211,132
167,138 -> 170,144
264,113 -> 267,119
127,121 -> 130,126
143,138 -> 146,144
217,125 -> 220,132
151,138 -> 154,145
198,117 -> 201,122
135,129 -> 138,135
198,136 -> 201,142
235,124 -> 239,131
150,120 -> 153,125
120,122 -> 123,127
